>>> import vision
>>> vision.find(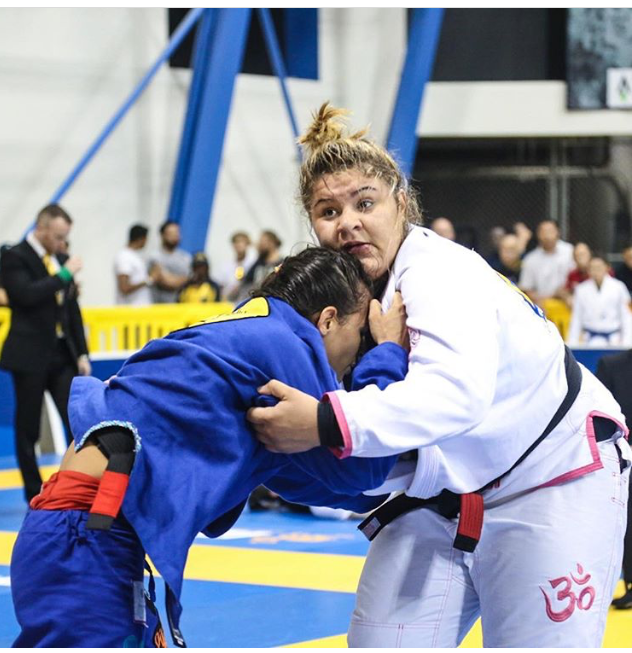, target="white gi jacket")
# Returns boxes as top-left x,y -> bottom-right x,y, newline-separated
327,227 -> 625,500
567,276 -> 632,347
